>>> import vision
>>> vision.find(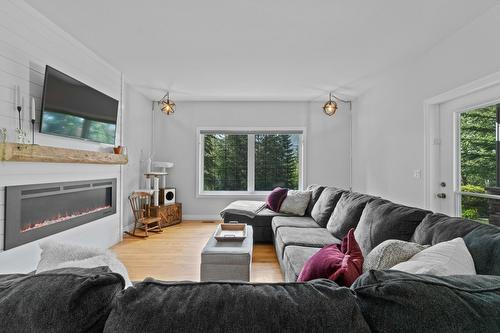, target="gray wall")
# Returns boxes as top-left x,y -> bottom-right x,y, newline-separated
154,101 -> 351,219
122,84 -> 153,229
352,4 -> 500,208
